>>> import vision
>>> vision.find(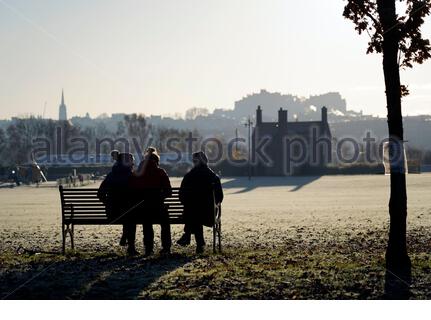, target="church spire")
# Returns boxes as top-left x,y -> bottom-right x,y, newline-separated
59,89 -> 67,121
